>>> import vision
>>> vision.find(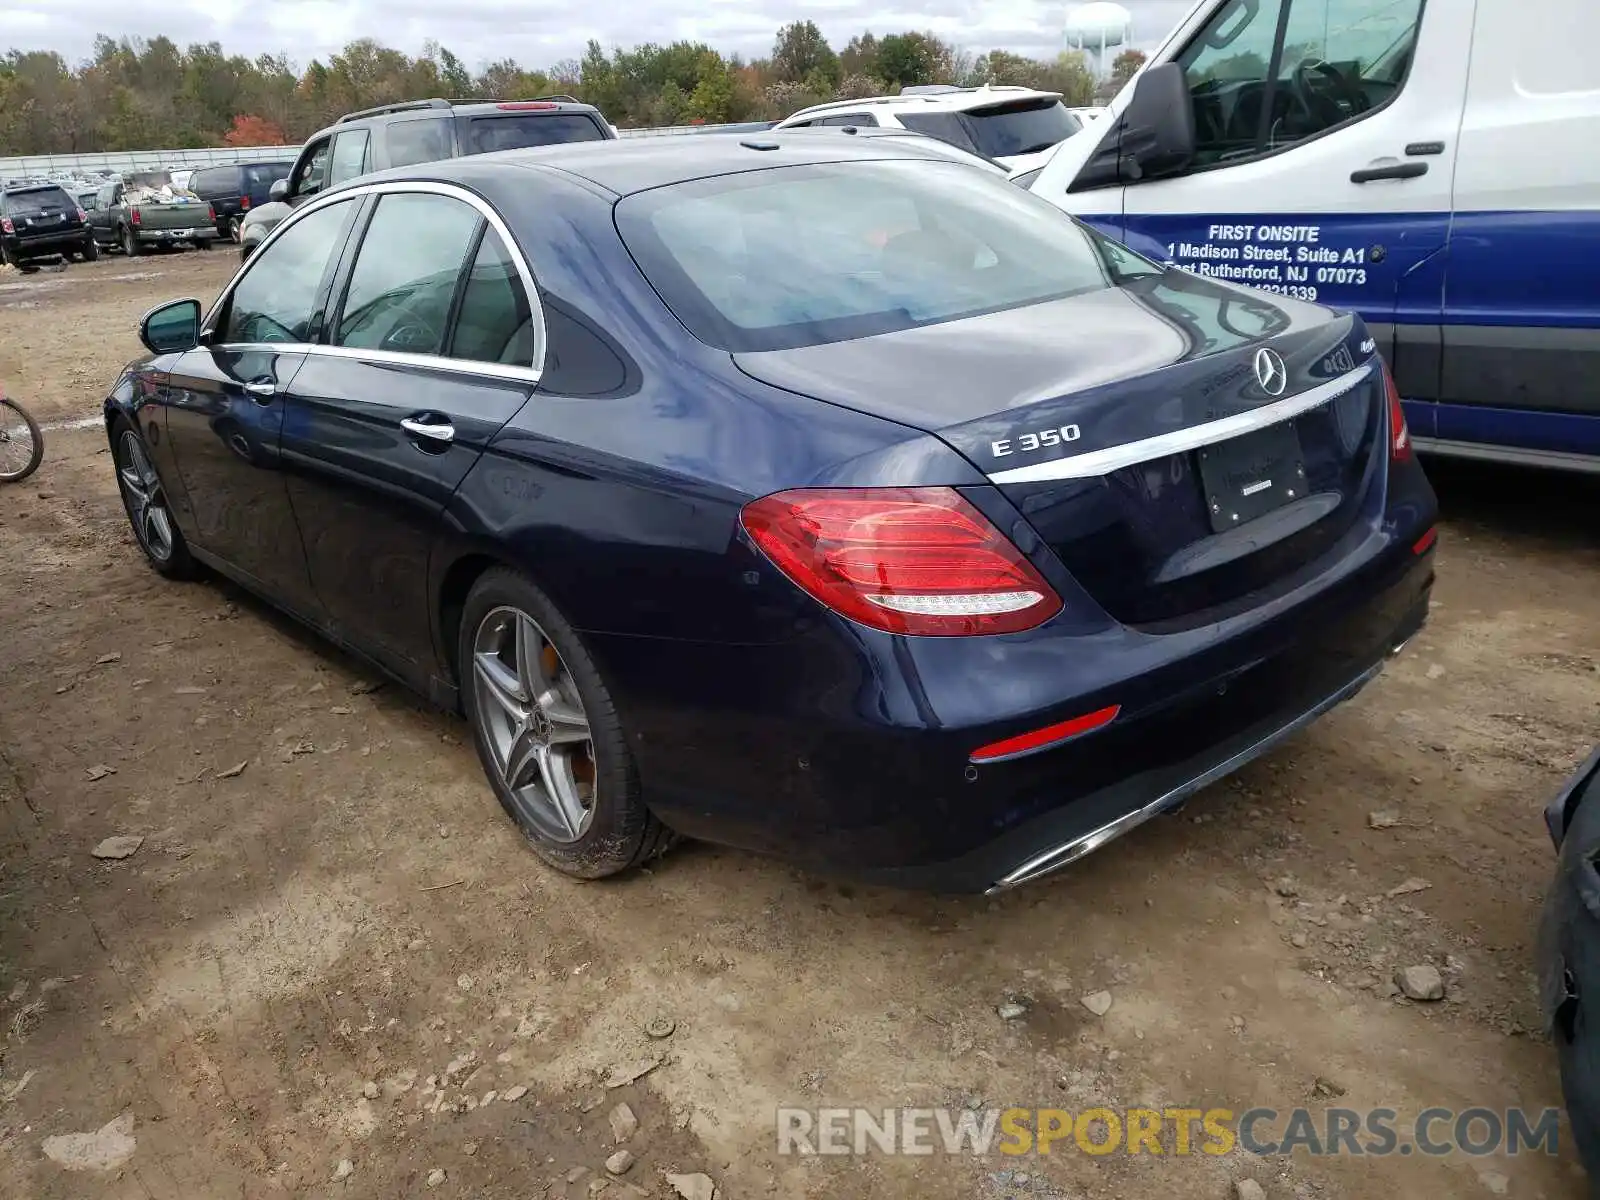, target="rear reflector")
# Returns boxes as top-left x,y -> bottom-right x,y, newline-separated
1383,361 -> 1411,461
497,101 -> 558,110
740,487 -> 1062,636
970,704 -> 1122,763
1412,526 -> 1437,555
